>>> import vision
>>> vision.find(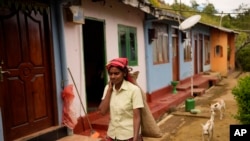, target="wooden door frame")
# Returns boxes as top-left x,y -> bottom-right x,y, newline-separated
172,33 -> 179,81
199,37 -> 203,72
194,45 -> 198,74
199,44 -> 203,72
